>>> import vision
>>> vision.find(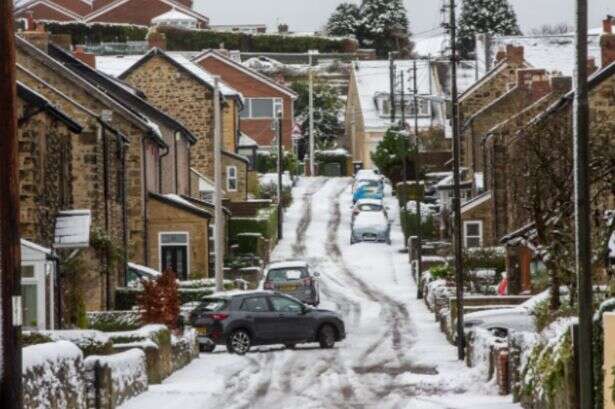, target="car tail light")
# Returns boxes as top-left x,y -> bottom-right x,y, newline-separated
303,277 -> 313,287
209,313 -> 229,321
264,281 -> 274,290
